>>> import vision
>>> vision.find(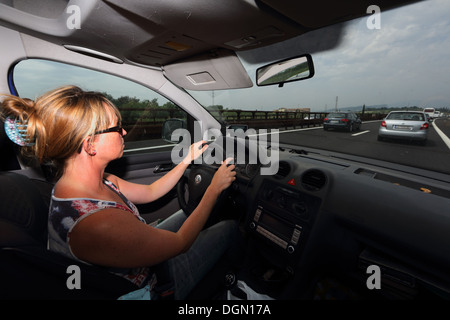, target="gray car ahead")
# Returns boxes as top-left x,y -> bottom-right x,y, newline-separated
323,112 -> 362,132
